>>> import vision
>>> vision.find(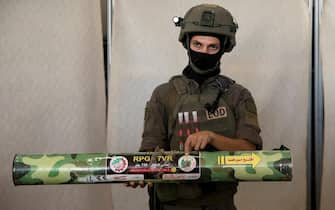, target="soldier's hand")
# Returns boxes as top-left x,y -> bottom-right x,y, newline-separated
184,131 -> 214,153
124,181 -> 152,188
